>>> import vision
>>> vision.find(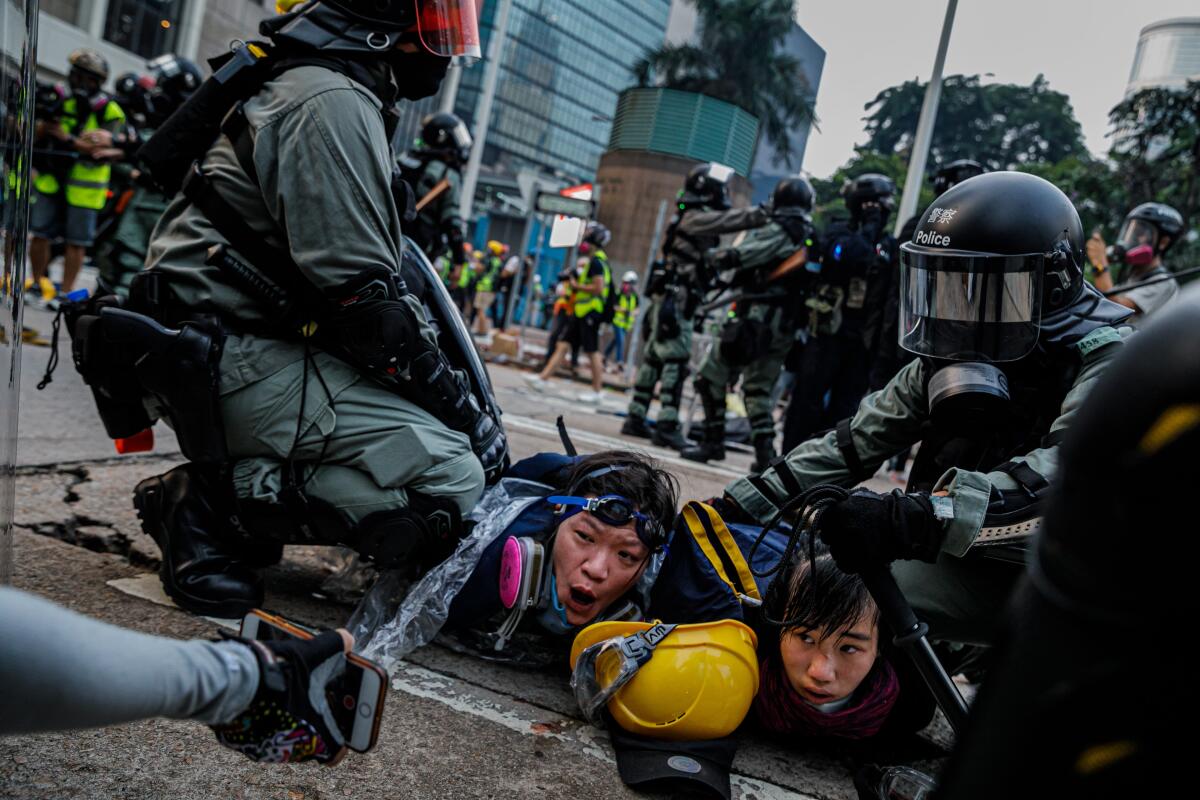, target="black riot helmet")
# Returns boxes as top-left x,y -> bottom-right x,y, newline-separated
113,72 -> 150,119
583,221 -> 611,248
679,162 -> 734,210
146,55 -> 202,104
898,171 -> 1091,363
842,172 -> 896,226
261,0 -> 481,62
143,55 -> 203,125
770,176 -> 815,219
417,111 -> 472,165
1114,202 -> 1185,264
932,159 -> 985,197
